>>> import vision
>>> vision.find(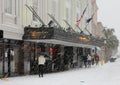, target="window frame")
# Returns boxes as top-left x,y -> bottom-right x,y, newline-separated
4,0 -> 12,14
32,0 -> 39,21
4,0 -> 19,16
